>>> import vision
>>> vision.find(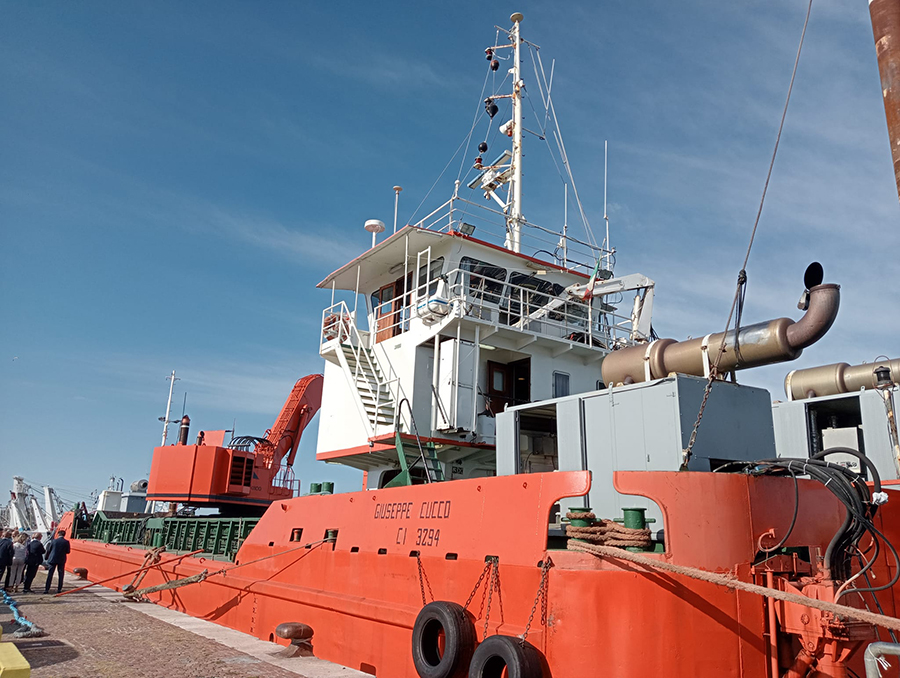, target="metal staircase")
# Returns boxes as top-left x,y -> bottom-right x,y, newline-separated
339,344 -> 395,431
320,301 -> 399,438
